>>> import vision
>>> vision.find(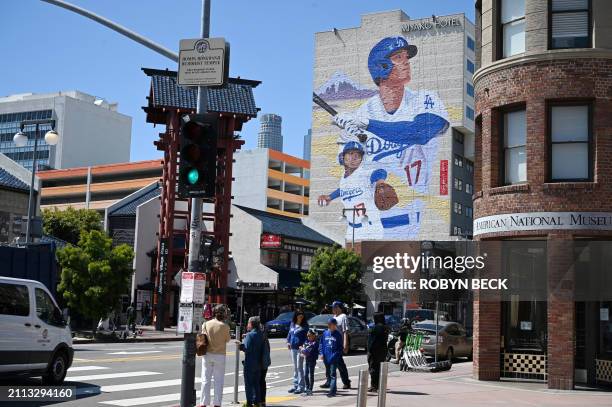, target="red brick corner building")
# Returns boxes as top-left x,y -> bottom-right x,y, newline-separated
473,0 -> 612,389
